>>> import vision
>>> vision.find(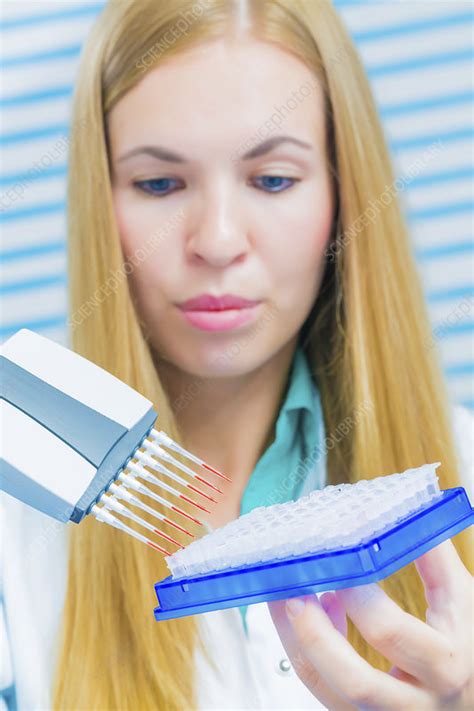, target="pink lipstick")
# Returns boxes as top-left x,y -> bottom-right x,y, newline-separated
177,293 -> 261,332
